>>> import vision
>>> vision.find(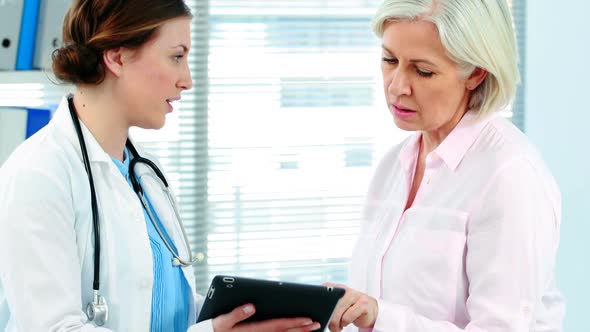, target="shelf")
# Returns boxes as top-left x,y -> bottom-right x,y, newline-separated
0,71 -> 71,108
0,70 -> 65,85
